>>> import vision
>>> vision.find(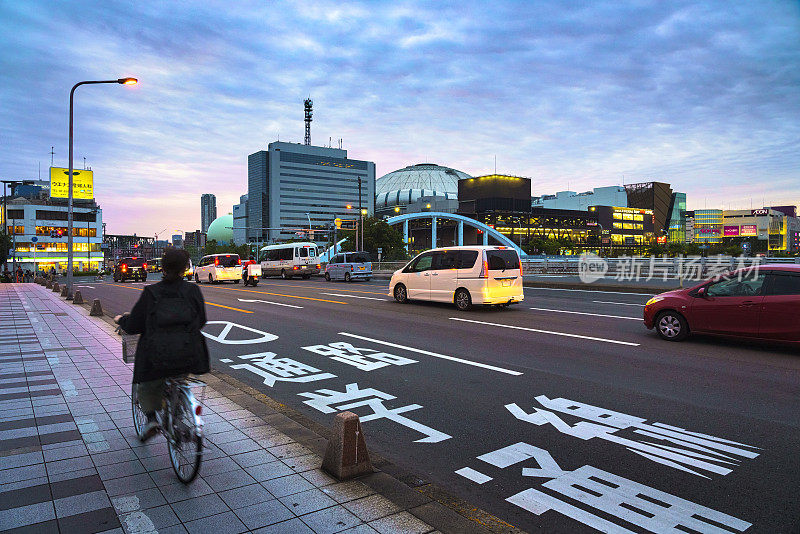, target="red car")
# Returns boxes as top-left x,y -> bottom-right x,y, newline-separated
644,264 -> 800,342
